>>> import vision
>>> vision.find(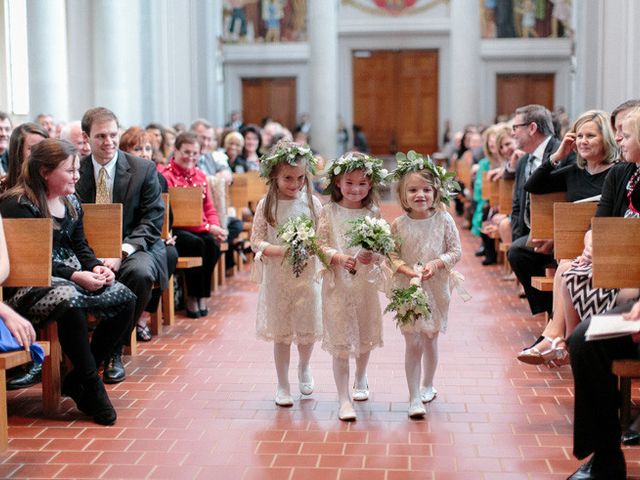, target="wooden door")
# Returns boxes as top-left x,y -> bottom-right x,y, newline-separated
496,74 -> 555,119
352,50 -> 439,156
241,77 -> 296,130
